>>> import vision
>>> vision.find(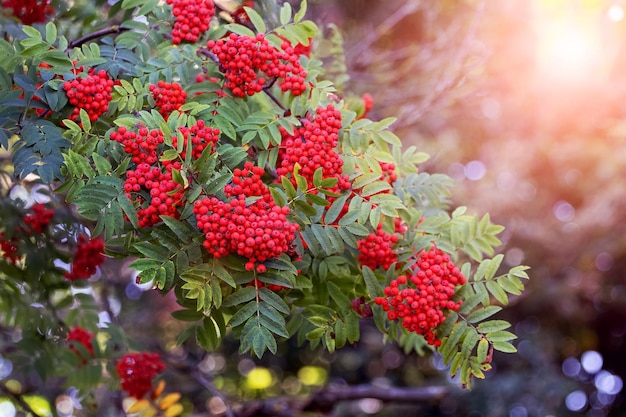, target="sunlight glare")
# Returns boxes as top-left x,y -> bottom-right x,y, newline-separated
608,5 -> 624,22
536,21 -> 599,82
